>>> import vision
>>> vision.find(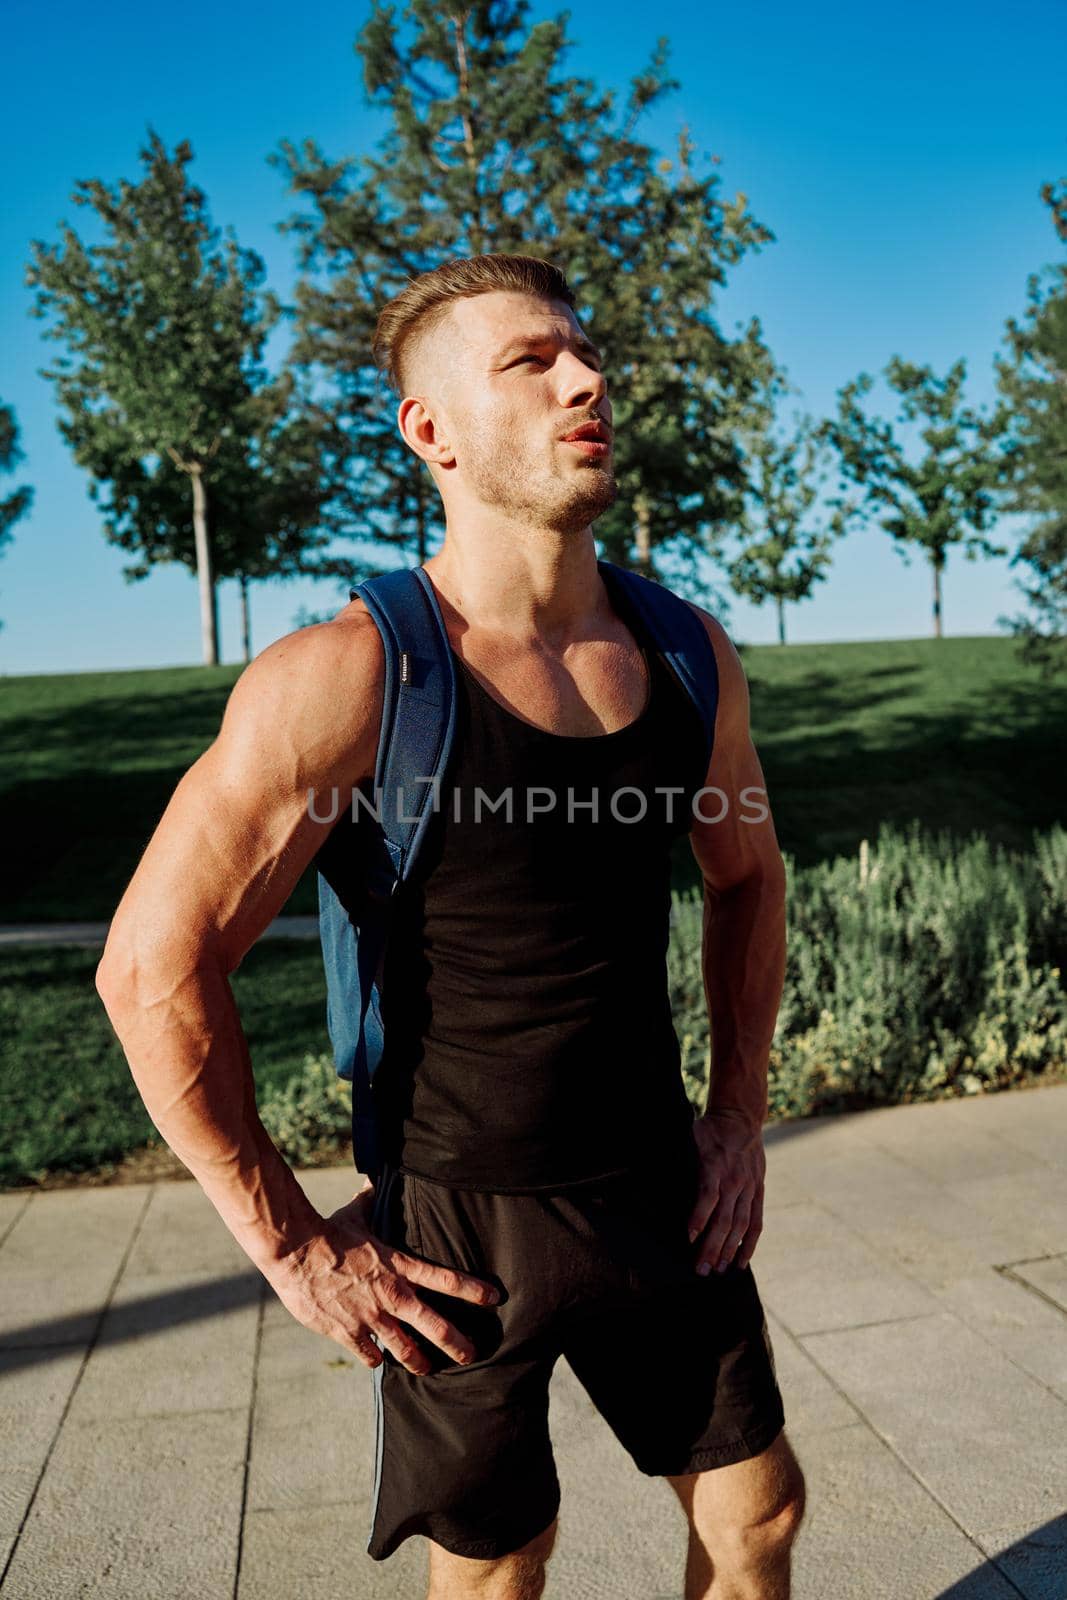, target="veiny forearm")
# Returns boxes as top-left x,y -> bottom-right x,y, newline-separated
699,866 -> 786,1132
98,952 -> 323,1271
